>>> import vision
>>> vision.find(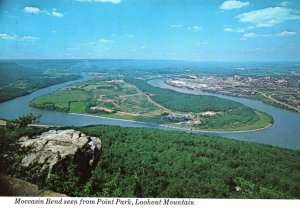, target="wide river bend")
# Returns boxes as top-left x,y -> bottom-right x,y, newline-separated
0,75 -> 299,150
